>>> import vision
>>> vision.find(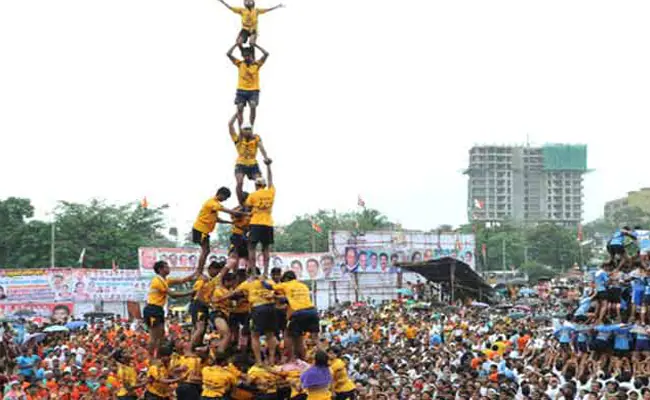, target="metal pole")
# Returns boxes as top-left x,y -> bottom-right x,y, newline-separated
524,246 -> 529,264
50,220 -> 55,269
502,238 -> 506,270
450,262 -> 456,304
